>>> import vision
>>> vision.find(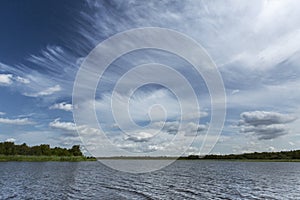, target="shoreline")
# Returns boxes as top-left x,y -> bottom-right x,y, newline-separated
97,157 -> 300,162
1,155 -> 300,162
0,155 -> 96,162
